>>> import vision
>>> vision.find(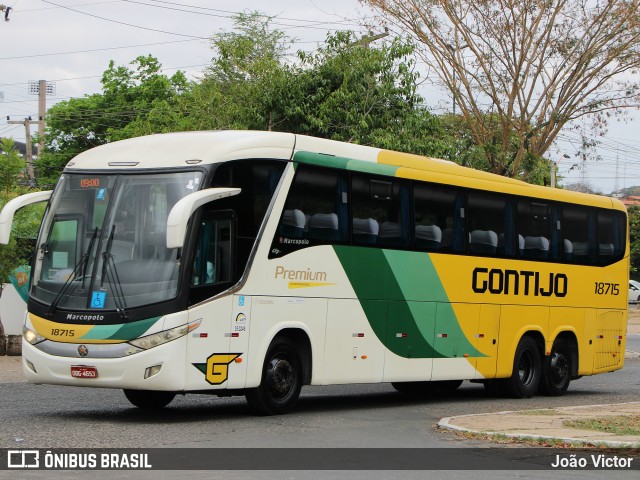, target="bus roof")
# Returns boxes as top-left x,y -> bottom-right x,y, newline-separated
65,130 -> 624,212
